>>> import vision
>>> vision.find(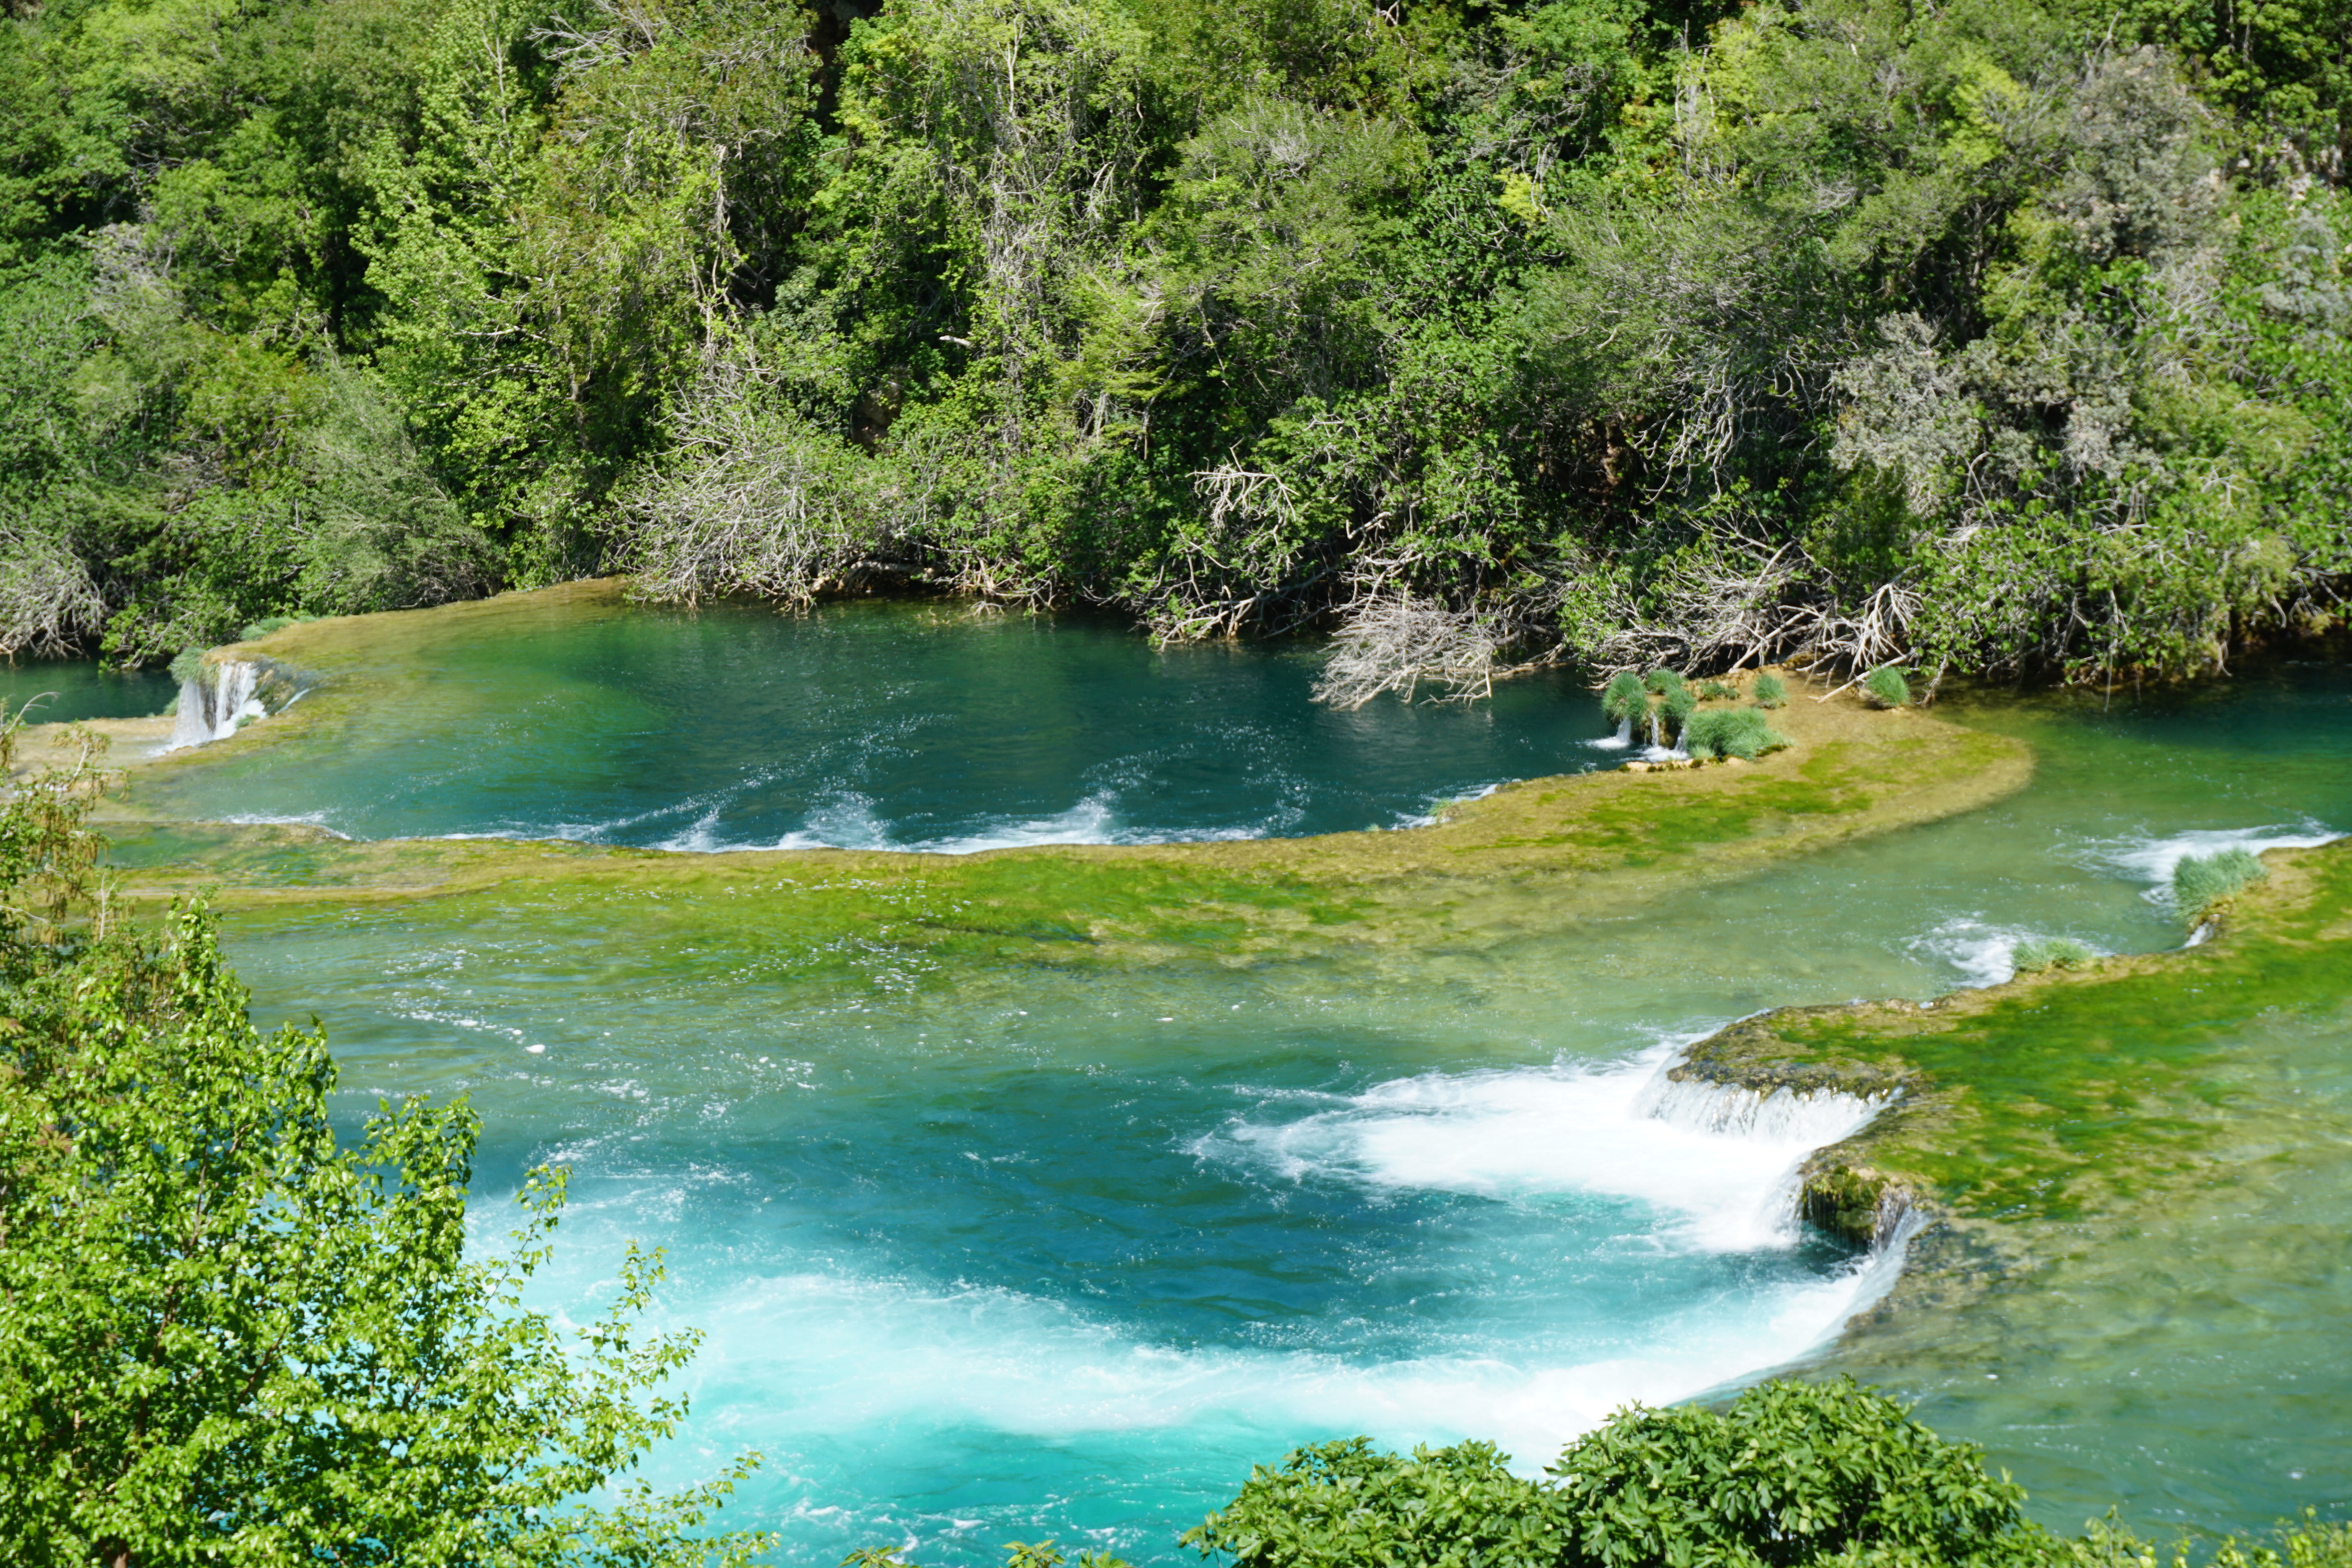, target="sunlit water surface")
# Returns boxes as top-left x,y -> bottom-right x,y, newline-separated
186,607 -> 2352,1557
